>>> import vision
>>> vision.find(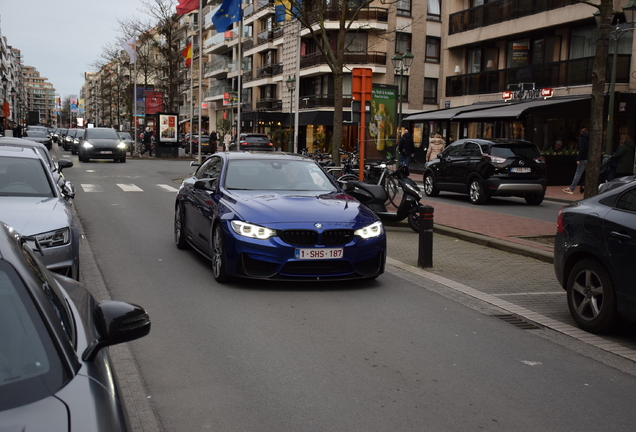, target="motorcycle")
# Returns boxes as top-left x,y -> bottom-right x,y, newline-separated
340,165 -> 423,233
